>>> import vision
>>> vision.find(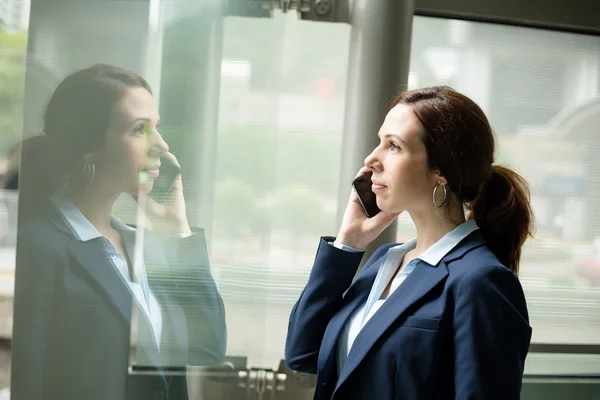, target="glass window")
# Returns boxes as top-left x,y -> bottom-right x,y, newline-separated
157,3 -> 351,368
0,5 -> 28,395
7,2 -> 351,398
408,16 -> 600,374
